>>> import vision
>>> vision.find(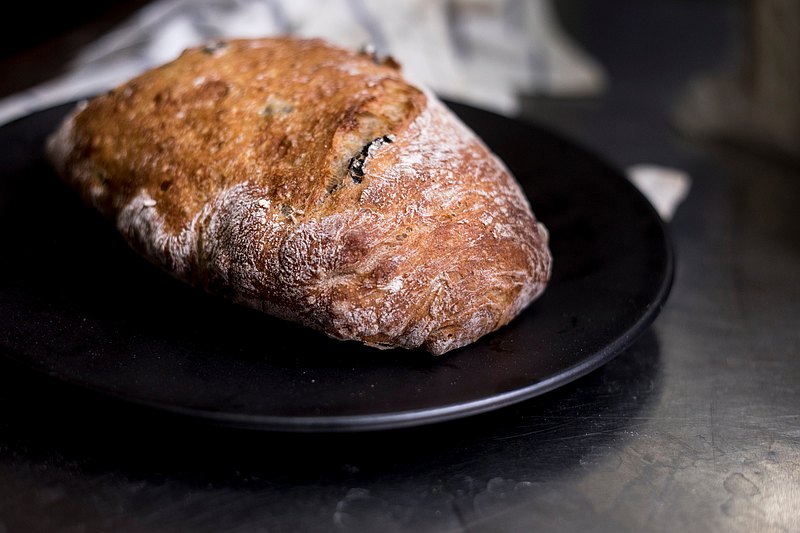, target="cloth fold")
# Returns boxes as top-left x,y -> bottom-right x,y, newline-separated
0,0 -> 606,126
